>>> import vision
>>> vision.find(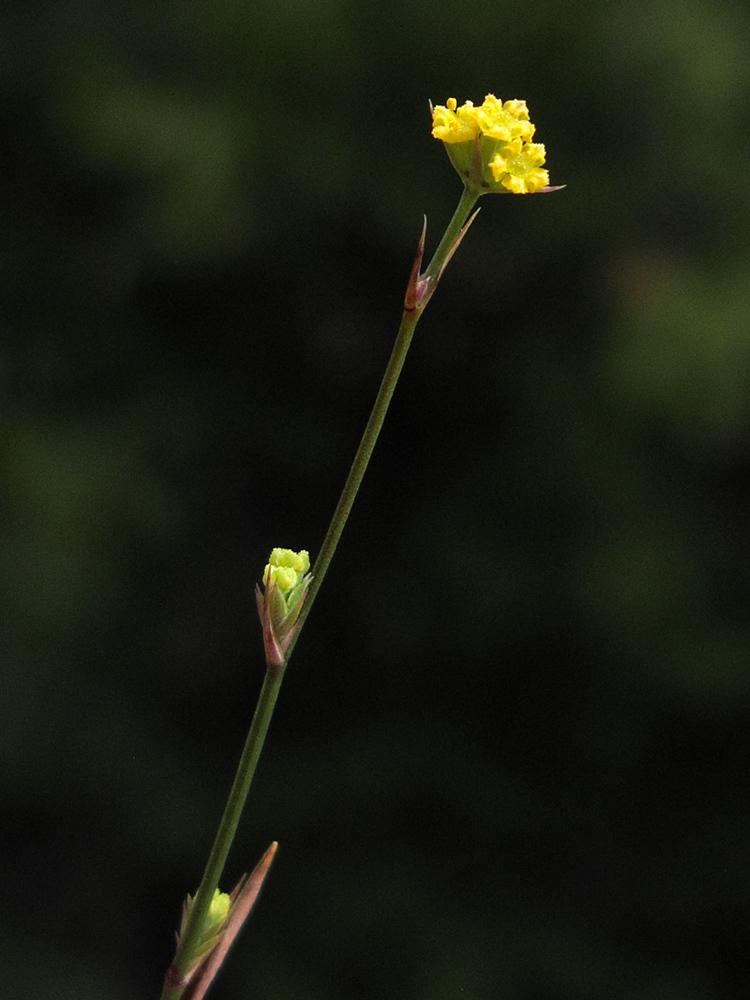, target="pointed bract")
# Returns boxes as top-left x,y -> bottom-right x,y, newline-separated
404,217 -> 432,312
404,209 -> 481,316
182,844 -> 279,1000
